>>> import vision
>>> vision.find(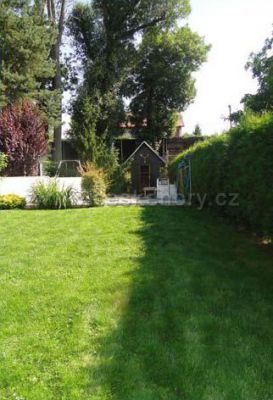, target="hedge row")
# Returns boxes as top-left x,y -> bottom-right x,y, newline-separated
170,113 -> 273,236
